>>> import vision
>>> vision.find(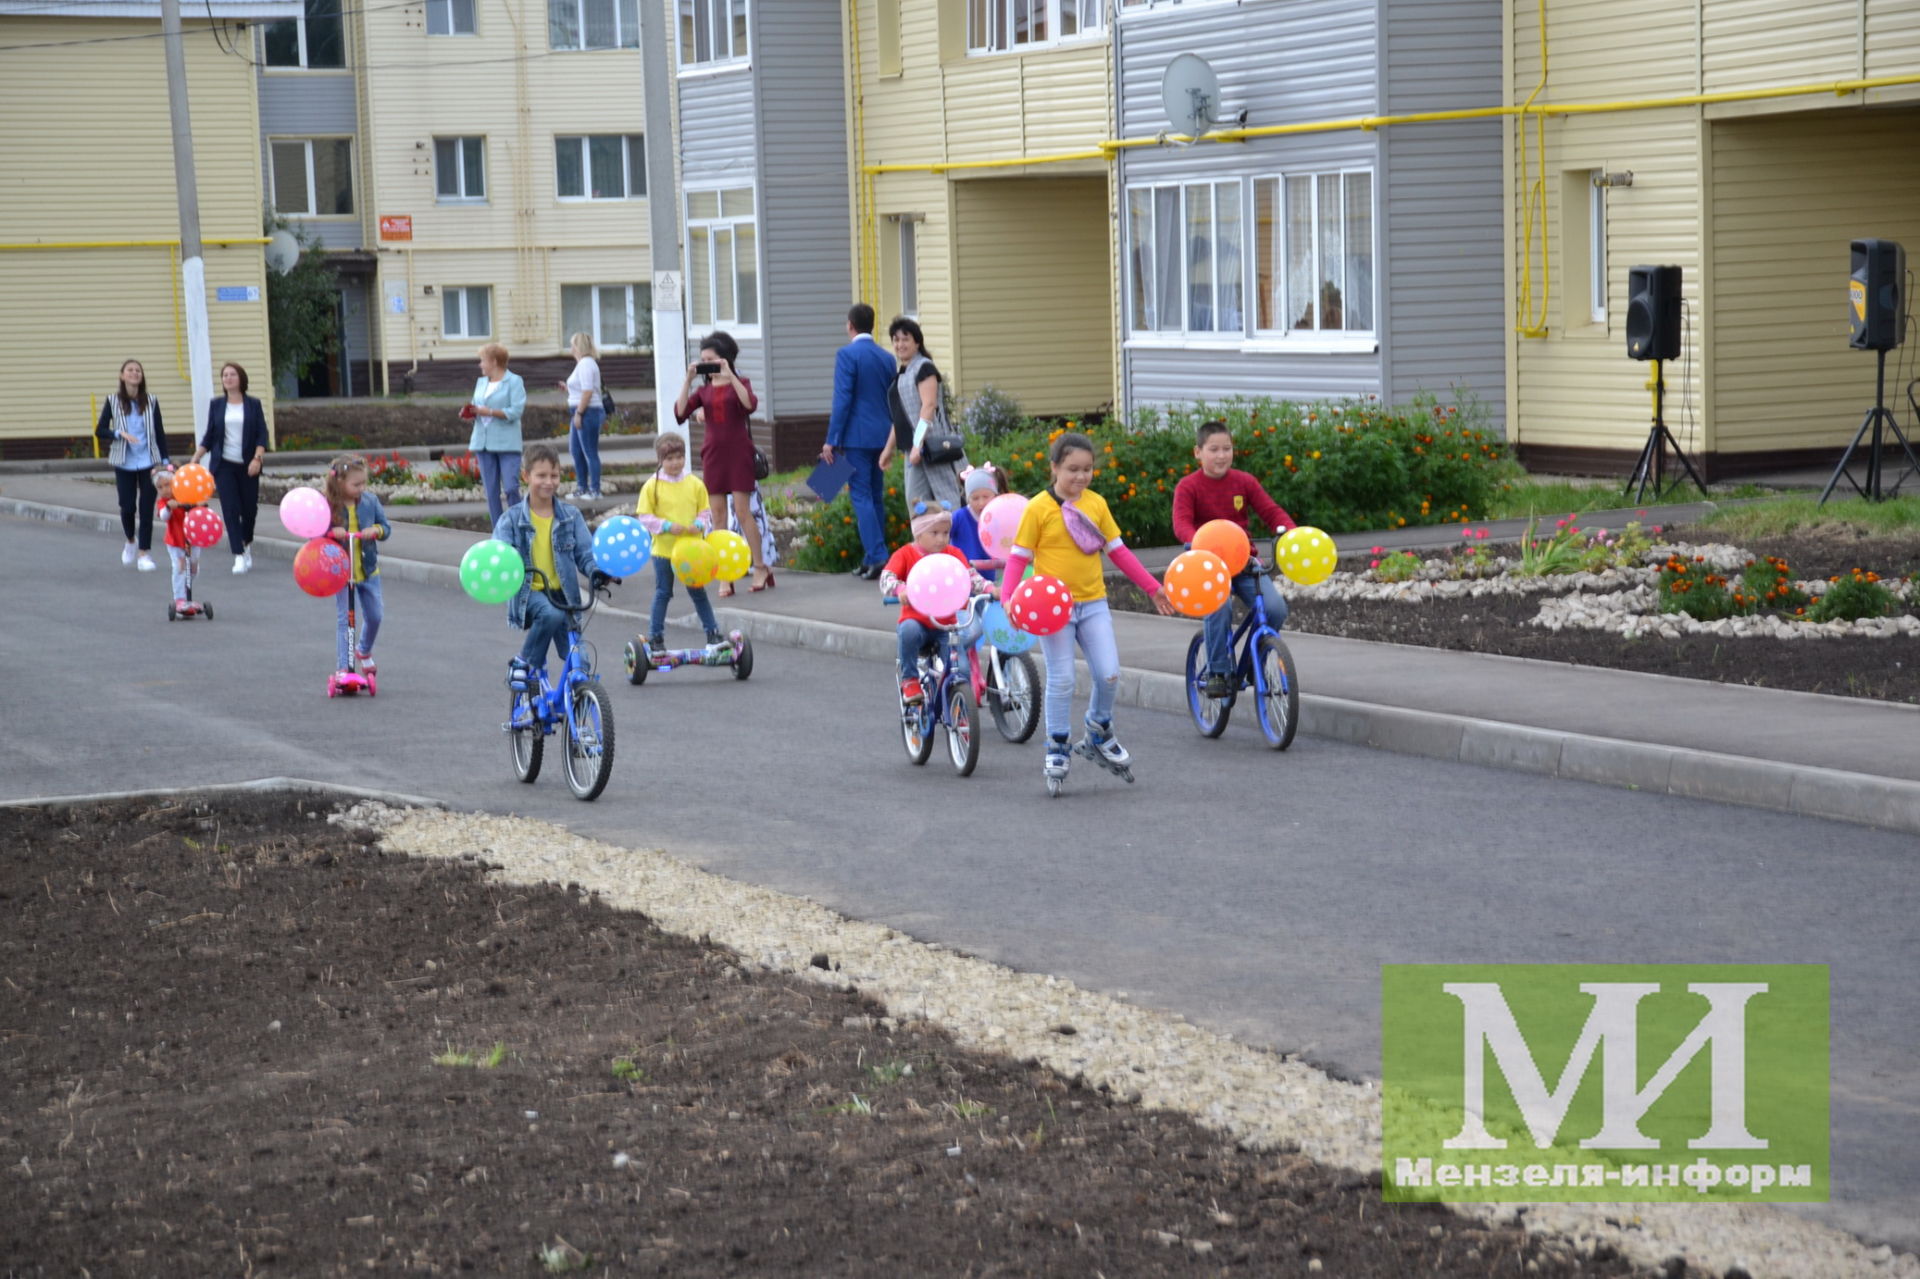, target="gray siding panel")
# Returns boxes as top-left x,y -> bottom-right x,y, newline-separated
678,67 -> 757,187
752,0 -> 852,418
1126,347 -> 1382,407
258,72 -> 364,249
1380,0 -> 1504,426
